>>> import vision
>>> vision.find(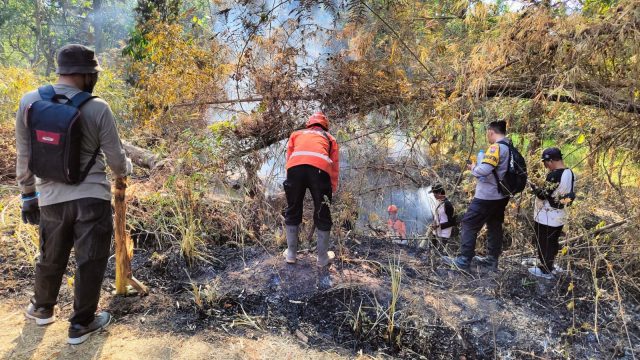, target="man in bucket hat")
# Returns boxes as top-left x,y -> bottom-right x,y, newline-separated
15,44 -> 131,345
